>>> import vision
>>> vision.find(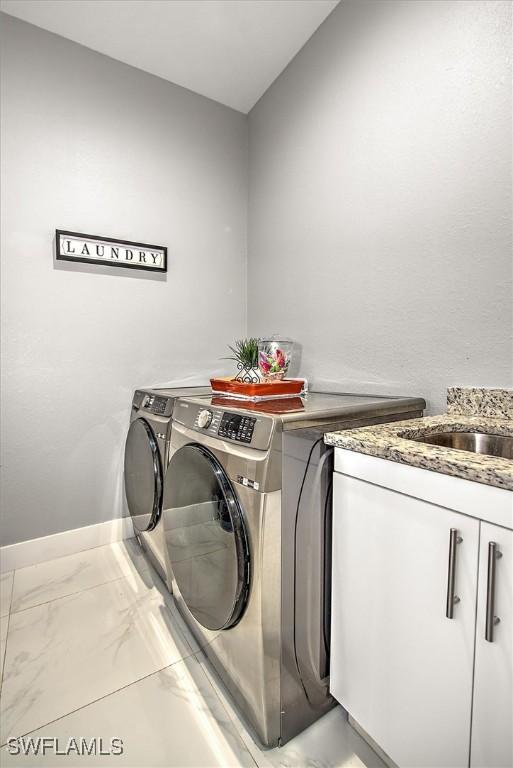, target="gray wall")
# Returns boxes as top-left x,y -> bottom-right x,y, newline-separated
2,3 -> 512,547
0,14 -> 247,546
248,0 -> 512,413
